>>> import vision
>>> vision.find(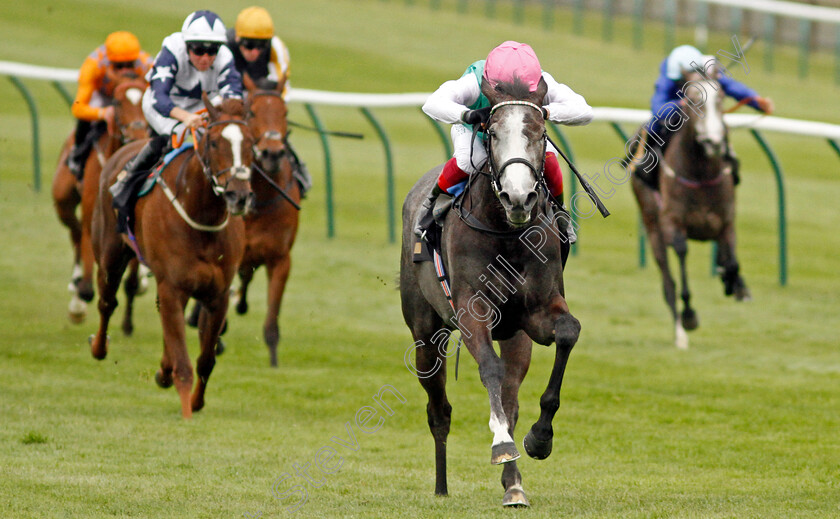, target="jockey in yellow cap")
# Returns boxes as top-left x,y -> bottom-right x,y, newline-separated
226,6 -> 311,196
66,31 -> 152,179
